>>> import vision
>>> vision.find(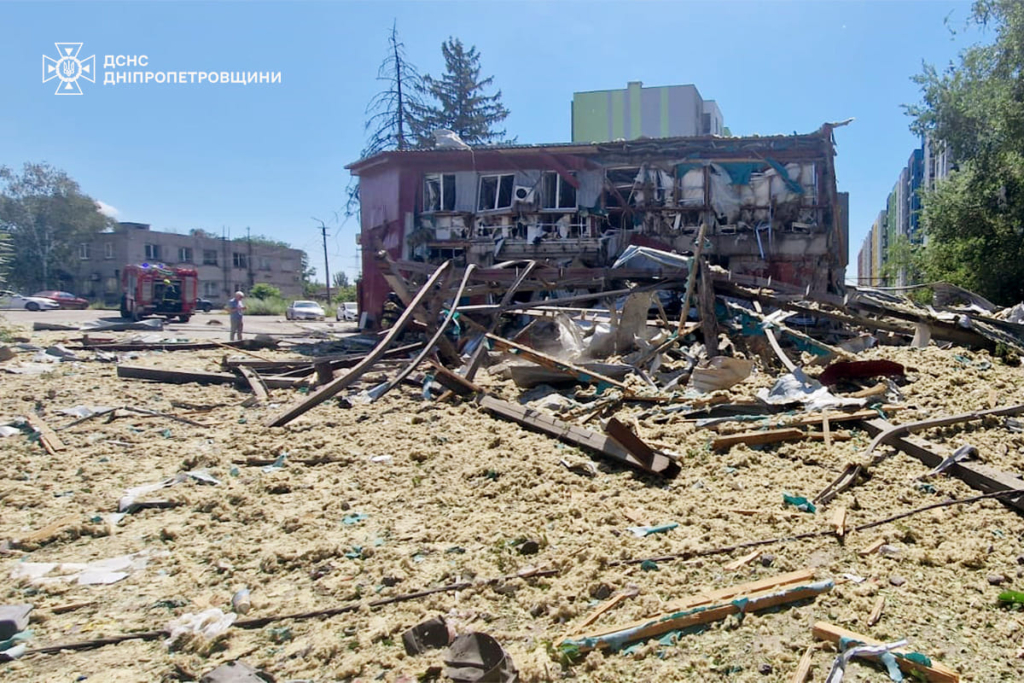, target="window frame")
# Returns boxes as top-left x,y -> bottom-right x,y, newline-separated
144,244 -> 161,261
78,243 -> 90,260
178,247 -> 194,263
202,249 -> 218,266
541,172 -> 578,211
423,173 -> 456,213
477,173 -> 515,212
232,252 -> 248,269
